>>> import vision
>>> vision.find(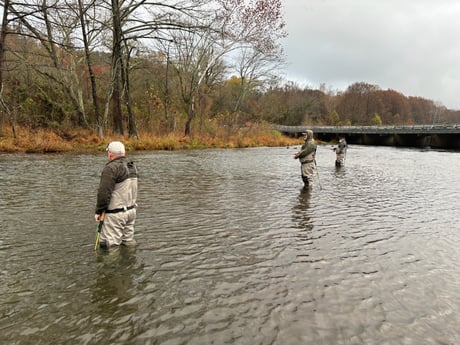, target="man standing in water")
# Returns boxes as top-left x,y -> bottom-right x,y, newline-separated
294,130 -> 317,188
333,137 -> 347,167
95,141 -> 138,249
